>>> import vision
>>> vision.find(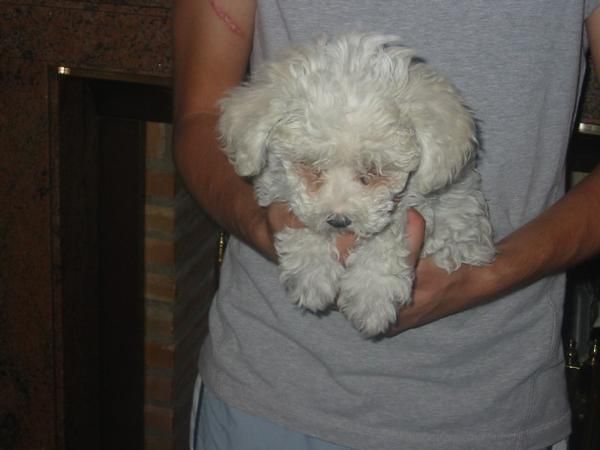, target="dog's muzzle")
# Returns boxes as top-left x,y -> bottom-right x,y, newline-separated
326,214 -> 352,229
